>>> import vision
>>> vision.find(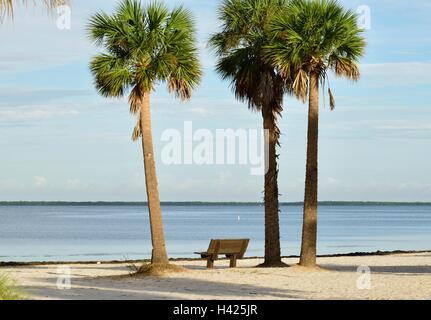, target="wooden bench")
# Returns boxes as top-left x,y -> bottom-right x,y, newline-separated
195,239 -> 250,269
